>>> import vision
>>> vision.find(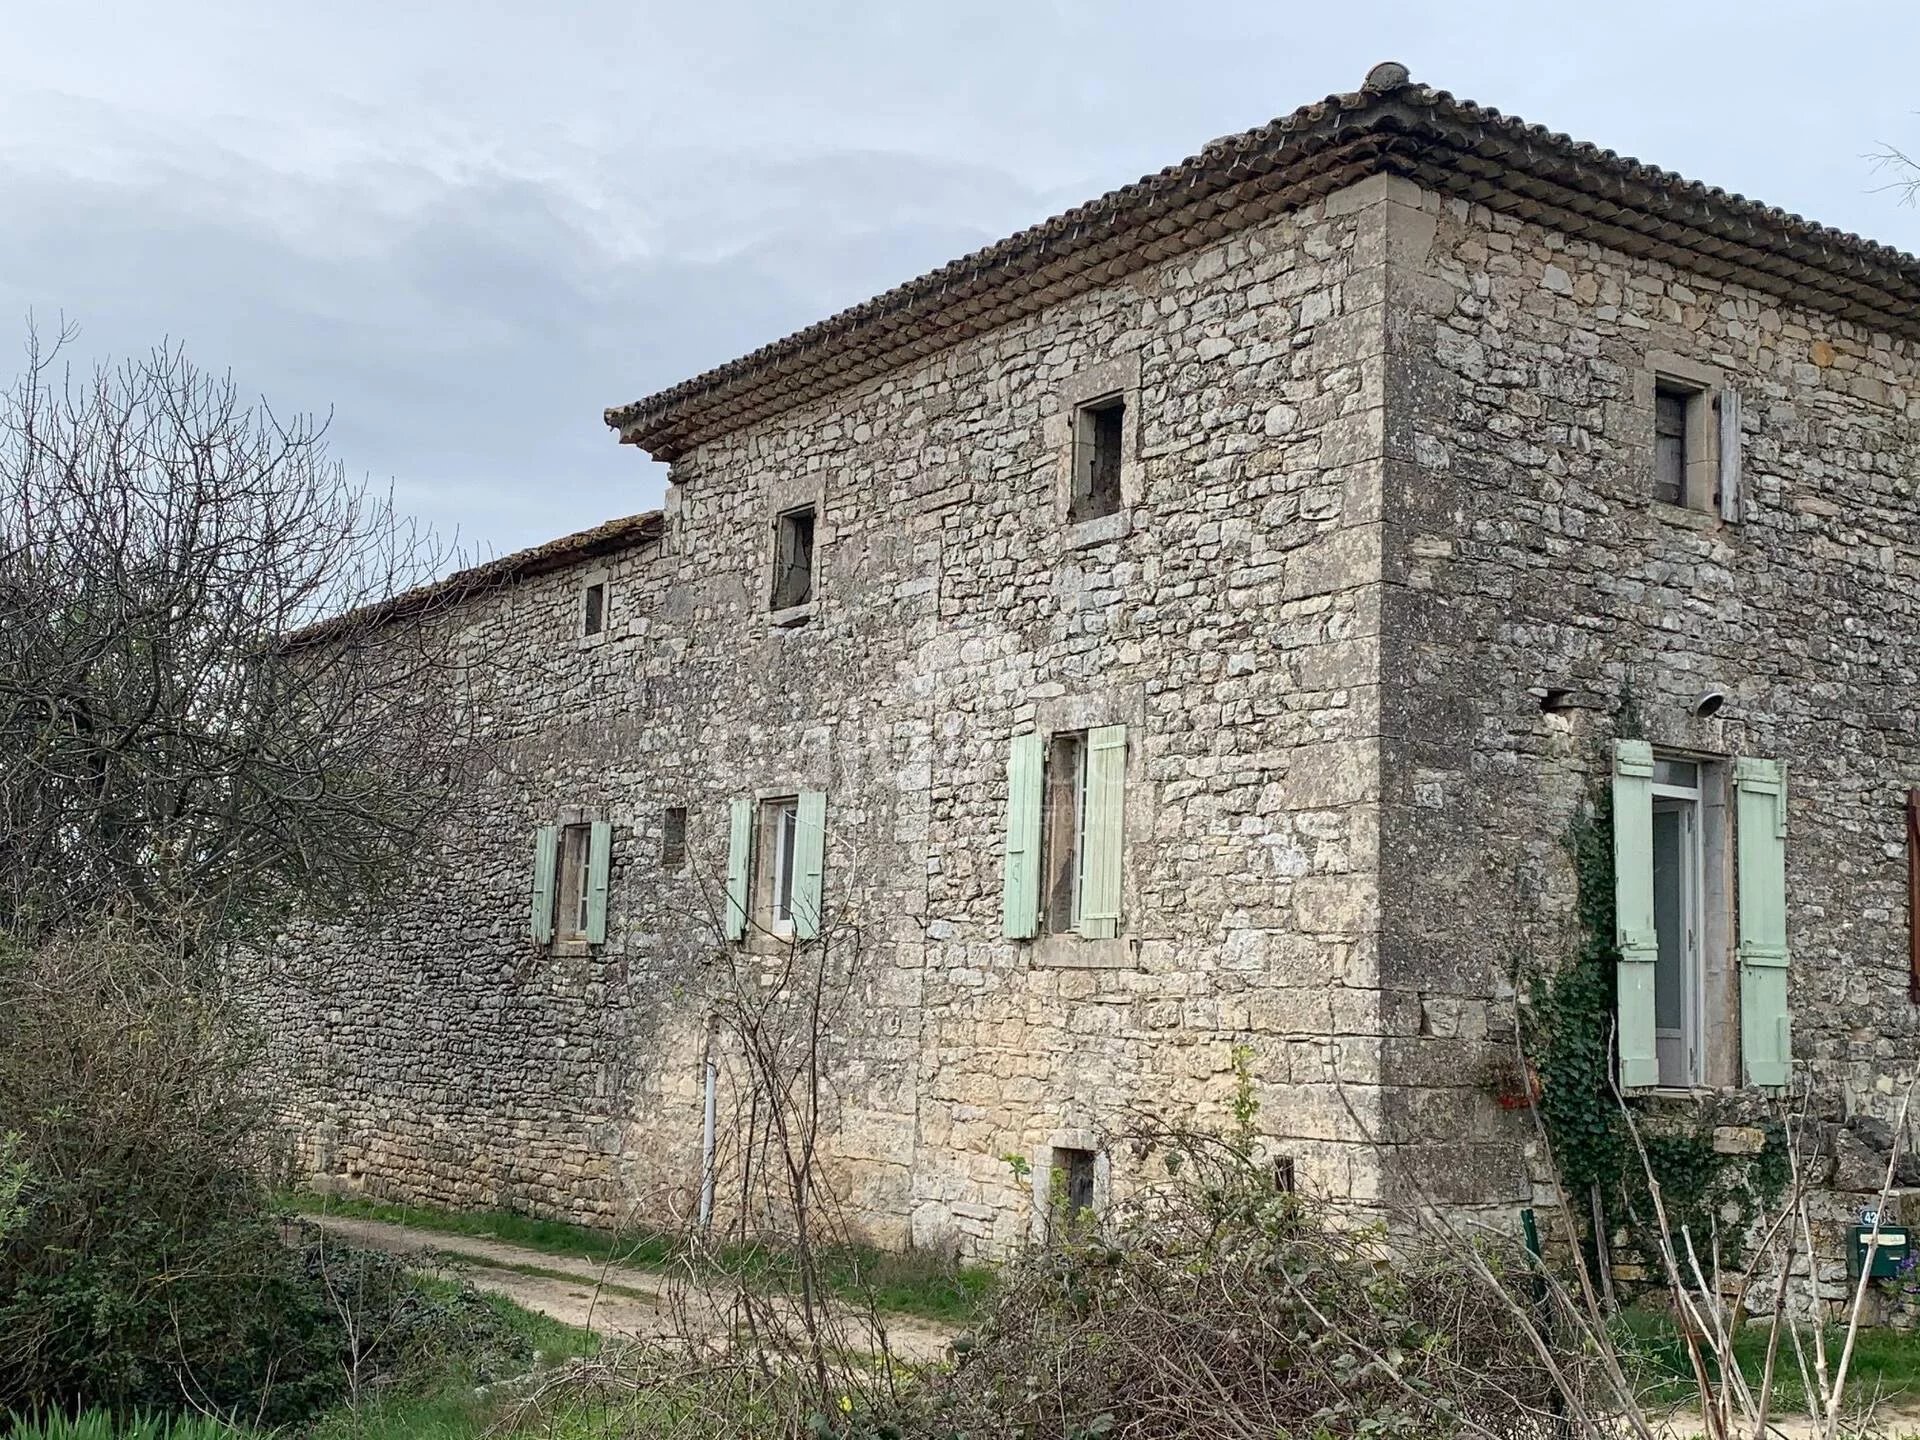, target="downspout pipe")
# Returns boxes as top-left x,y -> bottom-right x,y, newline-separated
698,1016 -> 719,1232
